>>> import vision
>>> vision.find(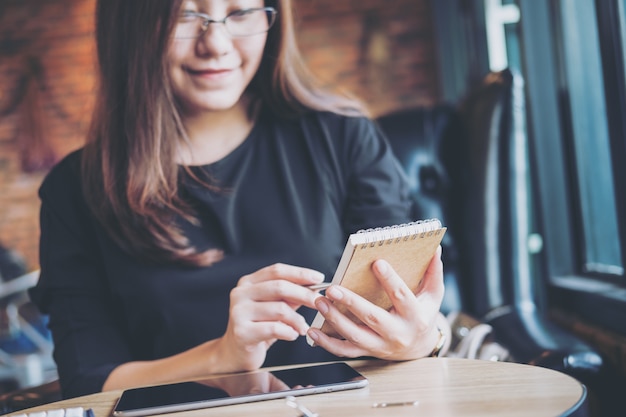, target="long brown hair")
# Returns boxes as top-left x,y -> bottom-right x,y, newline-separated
82,0 -> 364,266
